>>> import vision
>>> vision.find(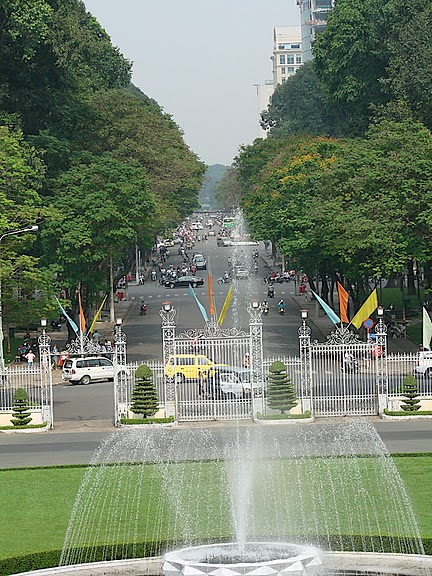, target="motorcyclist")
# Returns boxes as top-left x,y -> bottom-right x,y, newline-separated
223,271 -> 230,281
267,284 -> 275,298
262,299 -> 269,314
278,299 -> 285,313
